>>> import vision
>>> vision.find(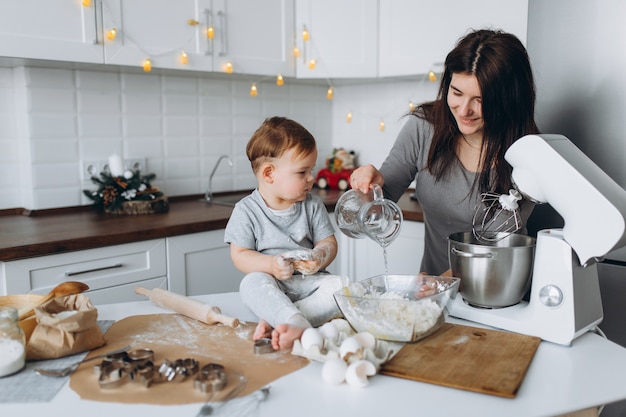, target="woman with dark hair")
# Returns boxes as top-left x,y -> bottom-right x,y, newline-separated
350,29 -> 539,275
